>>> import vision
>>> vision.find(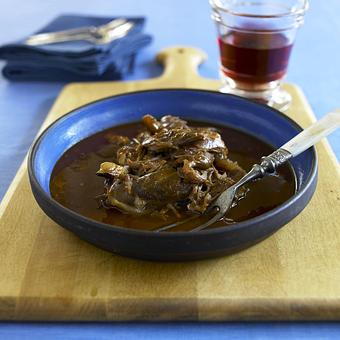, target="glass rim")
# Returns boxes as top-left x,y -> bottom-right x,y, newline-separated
210,0 -> 309,19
